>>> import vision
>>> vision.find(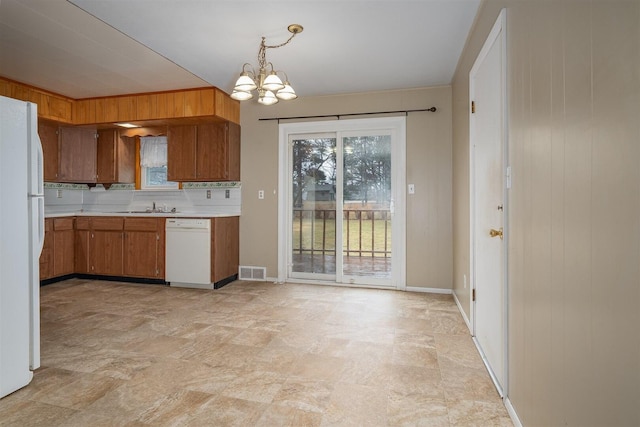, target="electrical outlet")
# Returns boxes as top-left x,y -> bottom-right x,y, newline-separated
56,189 -> 62,198
206,190 -> 211,199
225,189 -> 230,199
258,190 -> 264,199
